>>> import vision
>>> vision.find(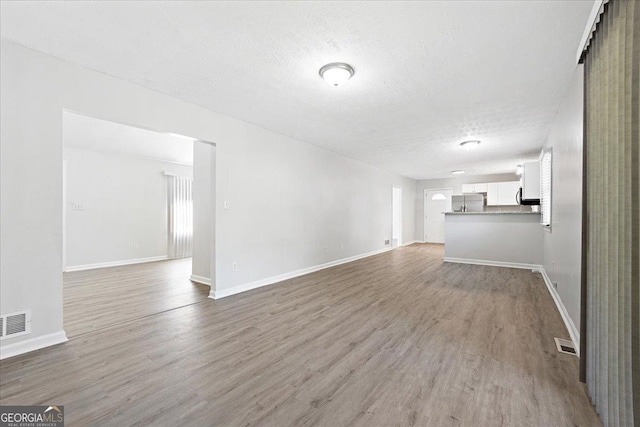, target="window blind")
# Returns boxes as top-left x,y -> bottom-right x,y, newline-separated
167,175 -> 193,259
540,150 -> 552,227
582,1 -> 639,425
